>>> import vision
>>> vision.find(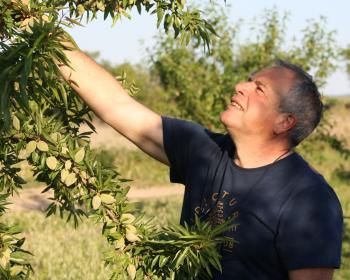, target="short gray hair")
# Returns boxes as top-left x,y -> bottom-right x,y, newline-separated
273,60 -> 323,147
